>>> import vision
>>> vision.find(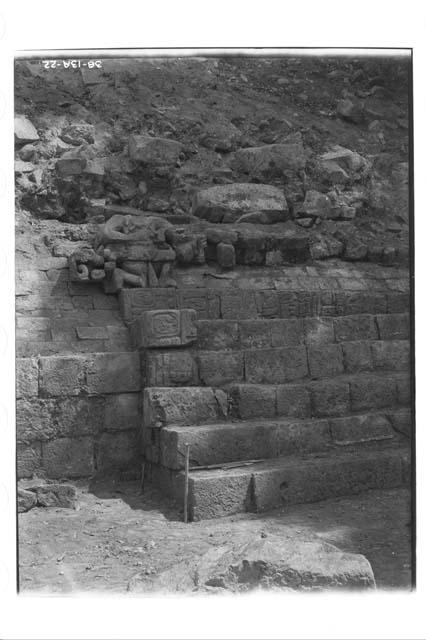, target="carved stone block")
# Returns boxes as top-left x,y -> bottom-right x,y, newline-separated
132,308 -> 197,348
